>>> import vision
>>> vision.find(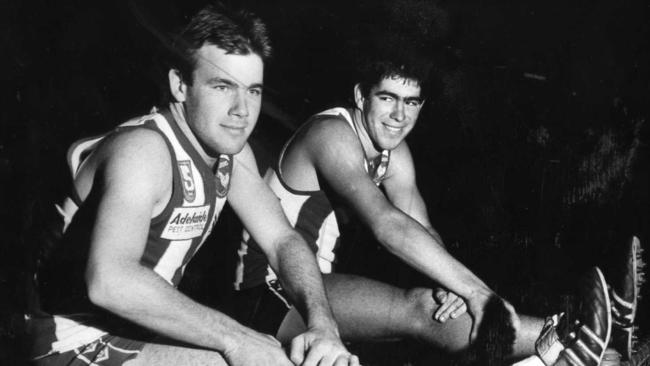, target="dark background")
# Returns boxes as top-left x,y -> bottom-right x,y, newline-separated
2,0 -> 649,364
